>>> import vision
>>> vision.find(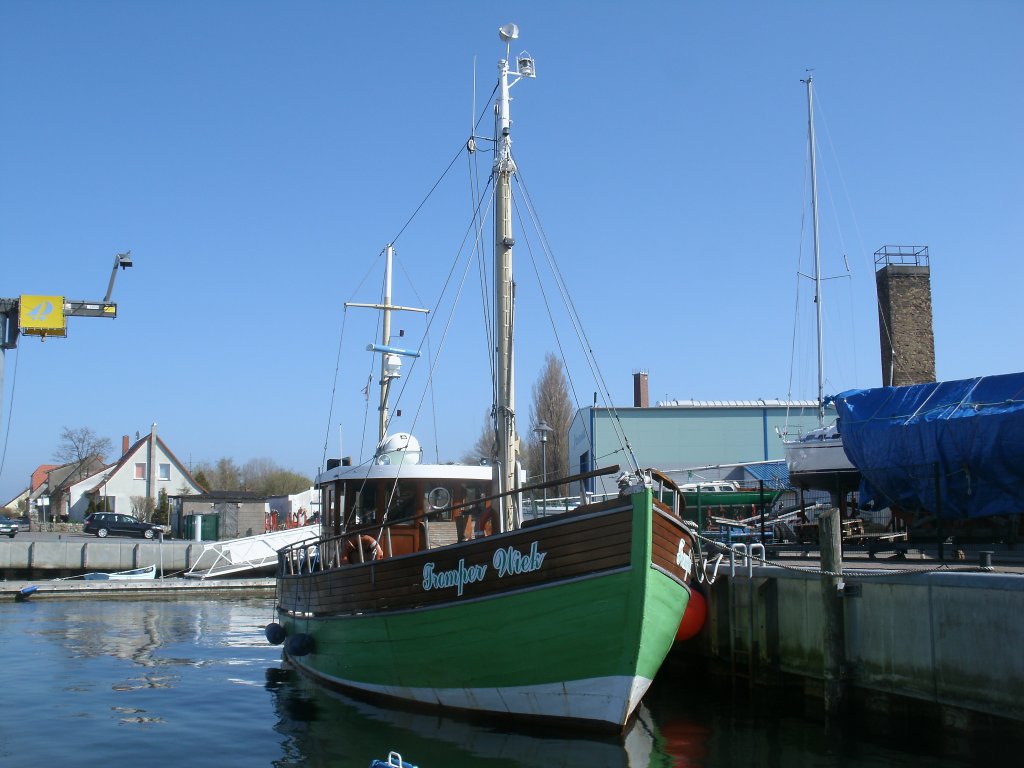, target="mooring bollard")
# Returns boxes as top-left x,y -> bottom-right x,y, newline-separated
979,551 -> 994,570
